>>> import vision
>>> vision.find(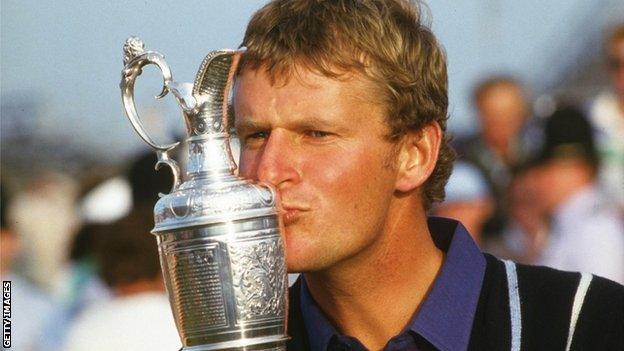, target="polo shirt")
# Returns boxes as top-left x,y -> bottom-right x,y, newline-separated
299,217 -> 485,351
